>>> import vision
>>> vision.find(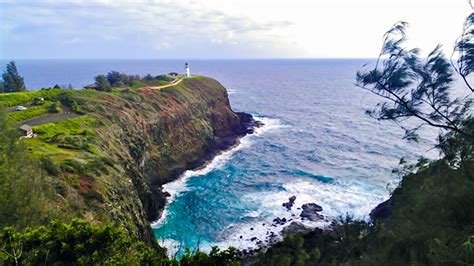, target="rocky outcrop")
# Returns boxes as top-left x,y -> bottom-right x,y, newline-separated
300,203 -> 324,221
282,196 -> 296,210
